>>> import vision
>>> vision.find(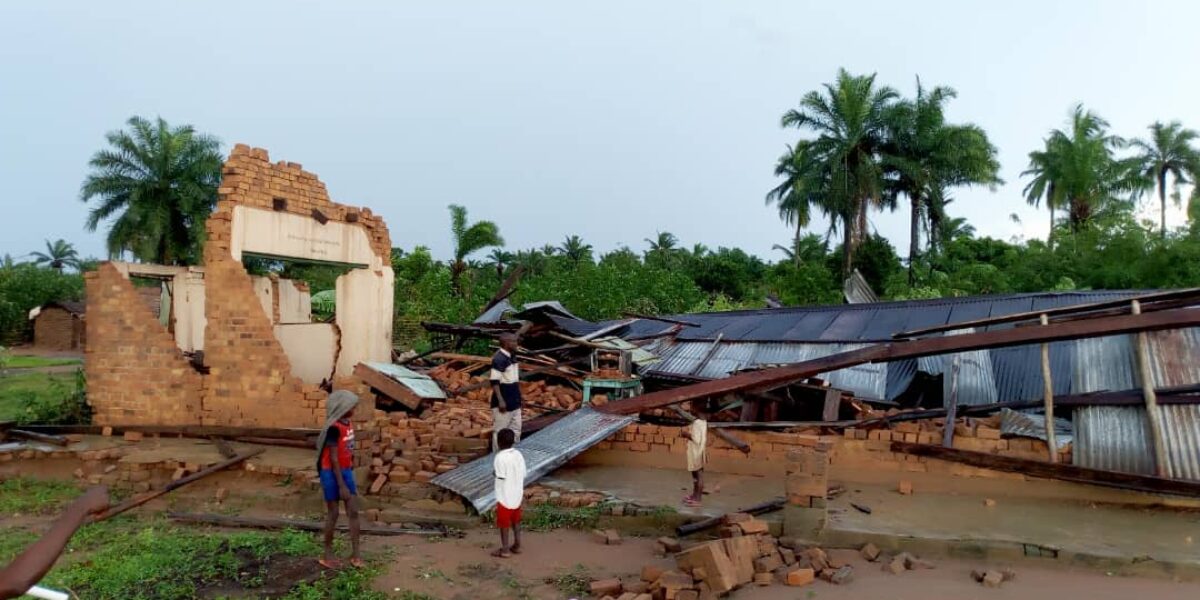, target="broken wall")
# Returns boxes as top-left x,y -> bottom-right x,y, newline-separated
87,144 -> 393,435
85,263 -> 203,425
